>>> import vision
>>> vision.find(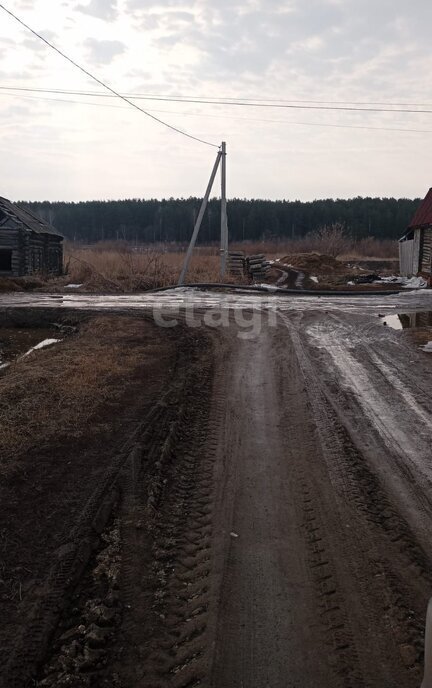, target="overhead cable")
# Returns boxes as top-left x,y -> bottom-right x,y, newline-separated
1,86 -> 432,111
1,83 -> 432,115
0,3 -> 220,148
1,90 -> 432,135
